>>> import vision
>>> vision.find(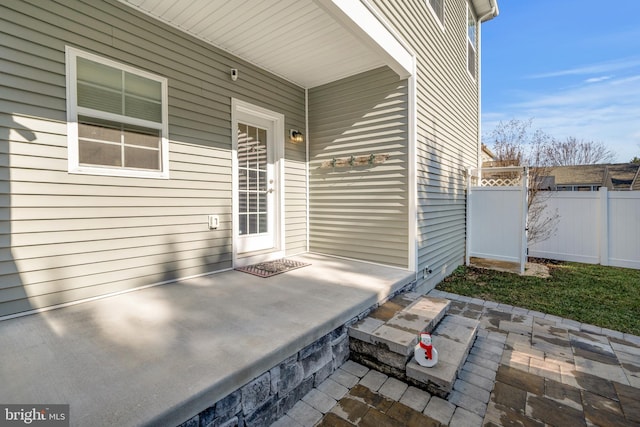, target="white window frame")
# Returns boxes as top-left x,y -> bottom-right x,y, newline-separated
427,0 -> 445,30
65,46 -> 169,179
467,3 -> 477,80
